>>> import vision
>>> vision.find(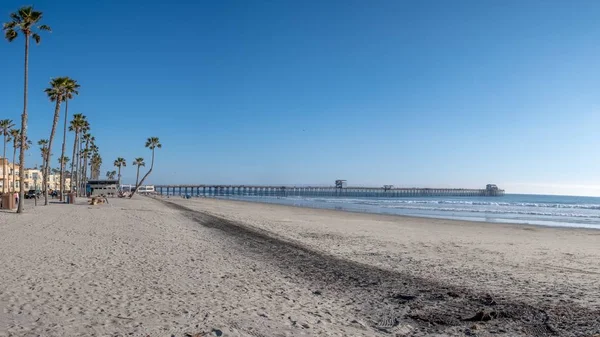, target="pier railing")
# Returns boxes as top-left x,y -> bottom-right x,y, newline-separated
154,185 -> 505,198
